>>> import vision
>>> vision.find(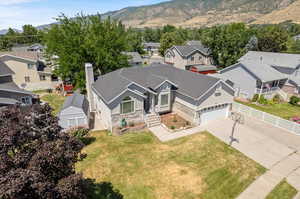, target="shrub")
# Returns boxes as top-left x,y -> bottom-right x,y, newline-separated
272,94 -> 281,104
129,122 -> 135,127
258,95 -> 268,105
289,96 -> 300,106
69,127 -> 89,139
252,94 -> 259,102
186,121 -> 190,126
170,126 -> 176,130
